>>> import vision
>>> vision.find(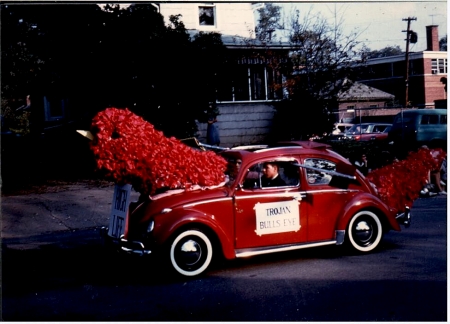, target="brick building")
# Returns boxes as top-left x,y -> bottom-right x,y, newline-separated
158,4 -> 447,146
357,25 -> 447,109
